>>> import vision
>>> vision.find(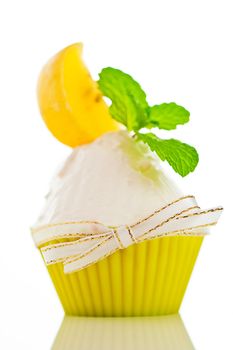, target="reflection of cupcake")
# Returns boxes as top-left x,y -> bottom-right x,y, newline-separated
52,315 -> 194,350
32,44 -> 222,316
